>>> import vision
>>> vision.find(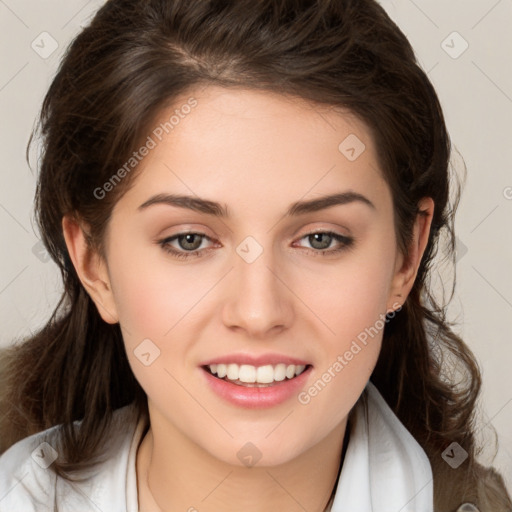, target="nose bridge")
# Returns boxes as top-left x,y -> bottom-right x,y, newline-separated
222,235 -> 293,335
